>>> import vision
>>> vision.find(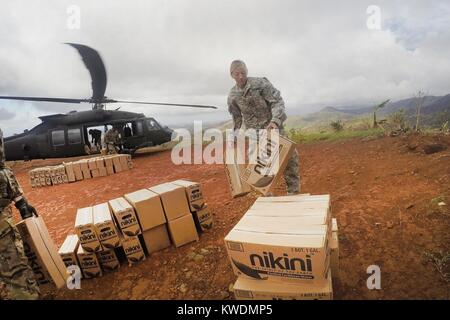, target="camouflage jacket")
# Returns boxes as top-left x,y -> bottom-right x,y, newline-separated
227,77 -> 287,130
104,130 -> 119,144
0,167 -> 23,213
